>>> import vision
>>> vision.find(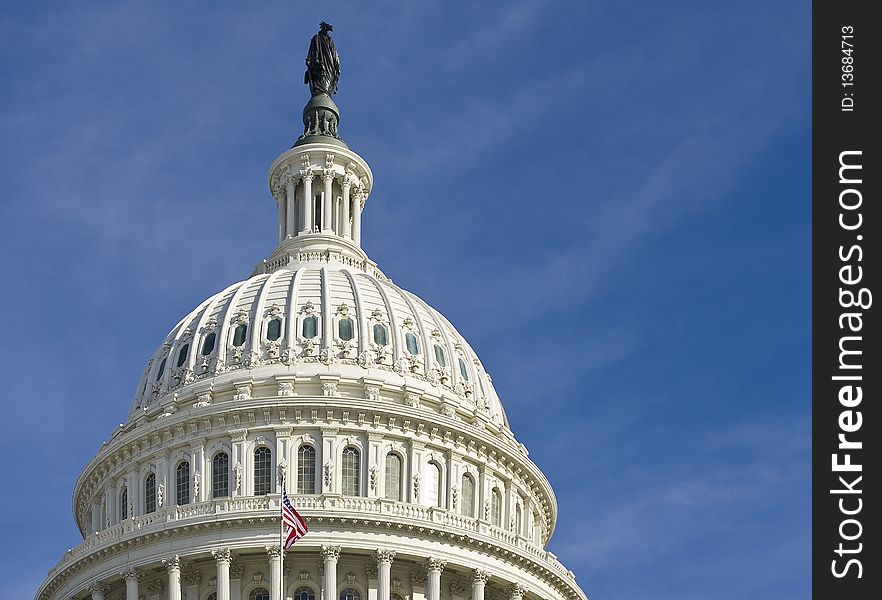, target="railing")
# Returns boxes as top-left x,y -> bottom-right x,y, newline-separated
50,494 -> 572,582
